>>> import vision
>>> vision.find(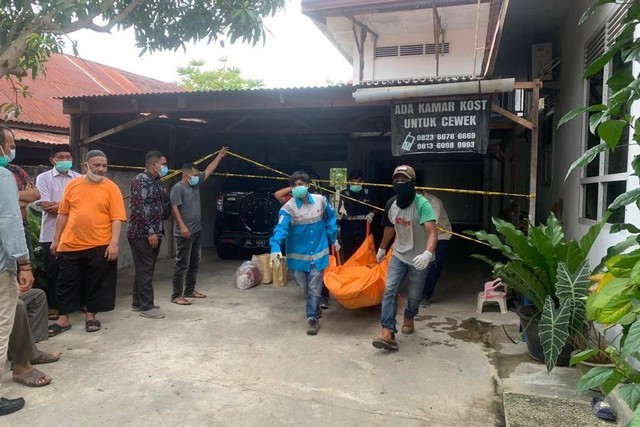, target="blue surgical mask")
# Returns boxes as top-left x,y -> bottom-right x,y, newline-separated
189,175 -> 200,186
292,185 -> 308,199
55,160 -> 73,173
159,165 -> 169,177
350,185 -> 363,193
